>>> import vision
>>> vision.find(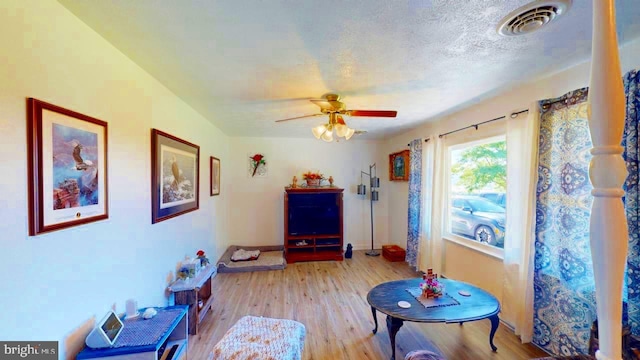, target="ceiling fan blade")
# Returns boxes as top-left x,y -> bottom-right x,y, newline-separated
310,99 -> 336,111
347,110 -> 397,117
275,113 -> 324,122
